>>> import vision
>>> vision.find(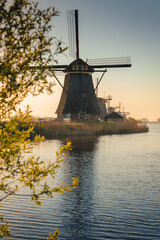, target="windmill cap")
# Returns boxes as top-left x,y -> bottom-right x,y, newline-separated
64,58 -> 94,73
